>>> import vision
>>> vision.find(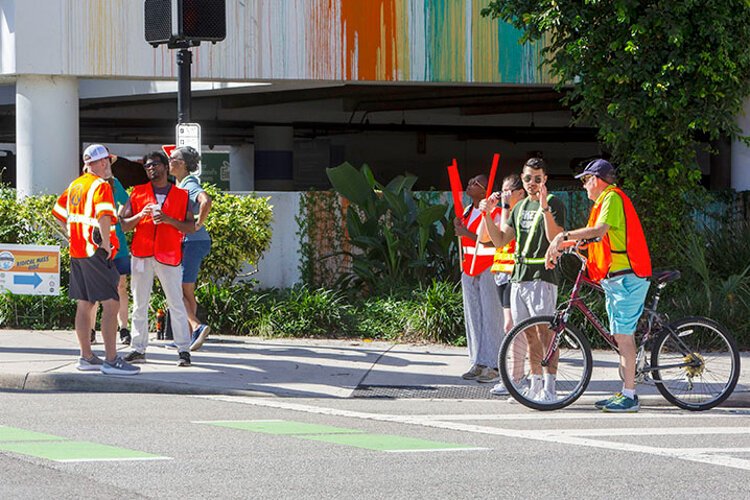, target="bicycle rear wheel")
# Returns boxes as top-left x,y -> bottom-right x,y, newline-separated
651,317 -> 740,411
498,316 -> 593,411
